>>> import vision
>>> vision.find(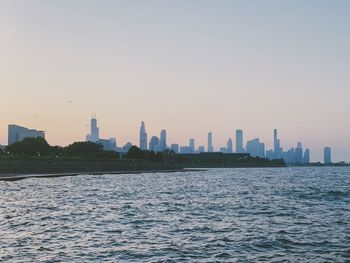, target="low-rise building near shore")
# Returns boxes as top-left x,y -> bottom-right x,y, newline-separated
8,124 -> 45,145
